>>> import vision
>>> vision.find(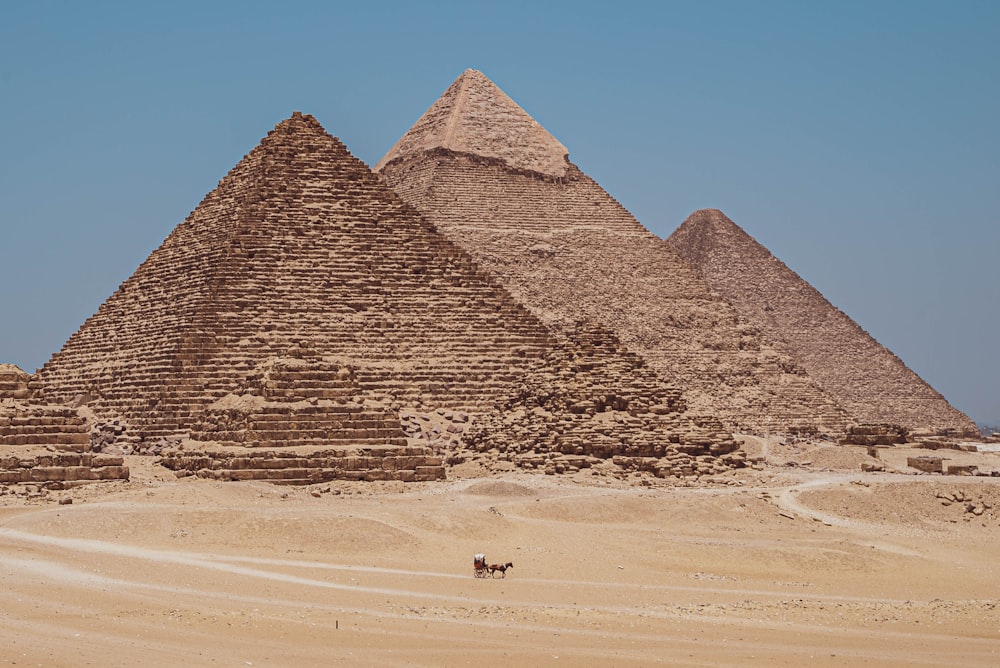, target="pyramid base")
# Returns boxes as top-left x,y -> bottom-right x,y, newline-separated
159,443 -> 445,484
0,449 -> 129,485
